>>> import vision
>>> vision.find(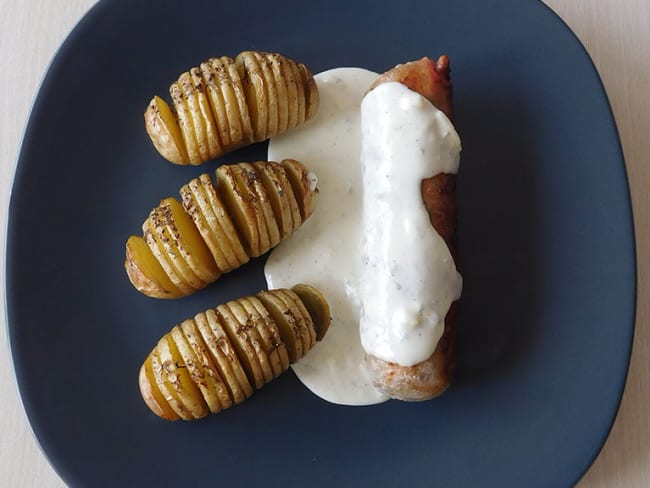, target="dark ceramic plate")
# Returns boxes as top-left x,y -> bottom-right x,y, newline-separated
6,0 -> 635,486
